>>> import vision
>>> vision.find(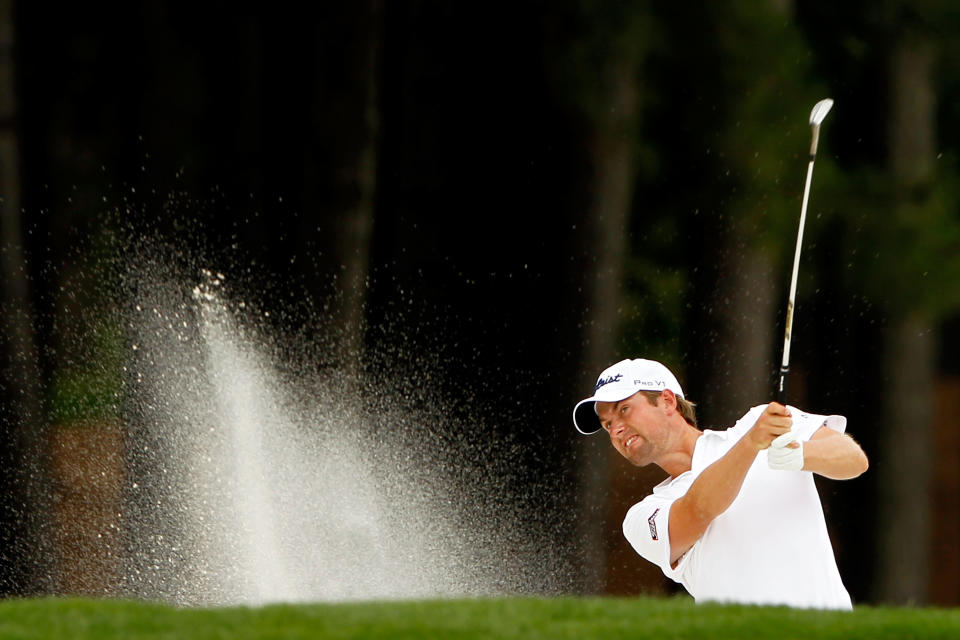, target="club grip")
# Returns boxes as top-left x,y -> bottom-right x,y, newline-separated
776,366 -> 789,405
